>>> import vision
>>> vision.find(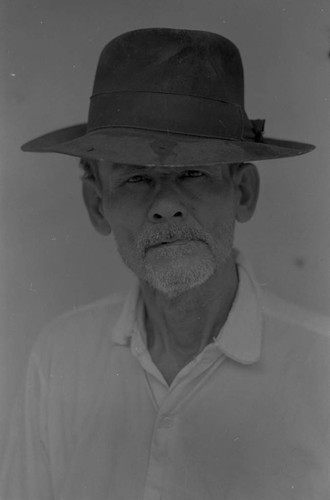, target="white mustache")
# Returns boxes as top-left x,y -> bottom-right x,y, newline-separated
136,223 -> 210,254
